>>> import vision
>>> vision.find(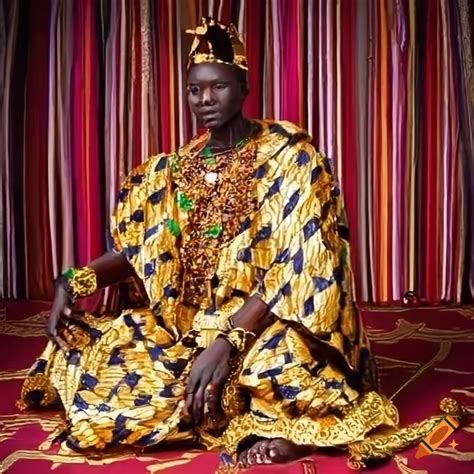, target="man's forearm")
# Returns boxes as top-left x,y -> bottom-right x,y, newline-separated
230,295 -> 273,335
88,251 -> 136,289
